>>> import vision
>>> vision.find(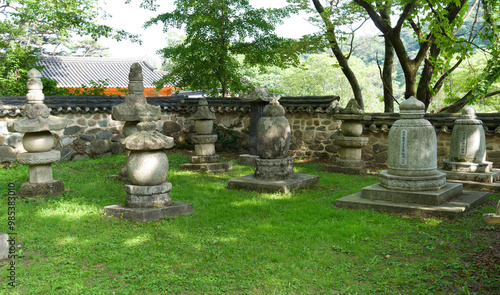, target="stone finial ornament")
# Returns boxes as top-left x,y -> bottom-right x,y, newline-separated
111,63 -> 161,136
239,86 -> 280,102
